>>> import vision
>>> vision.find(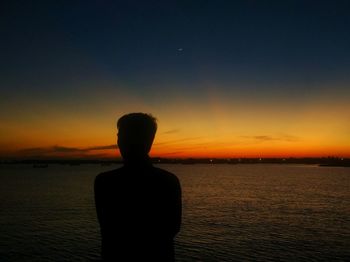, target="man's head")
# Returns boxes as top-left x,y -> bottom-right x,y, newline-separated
117,113 -> 157,161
